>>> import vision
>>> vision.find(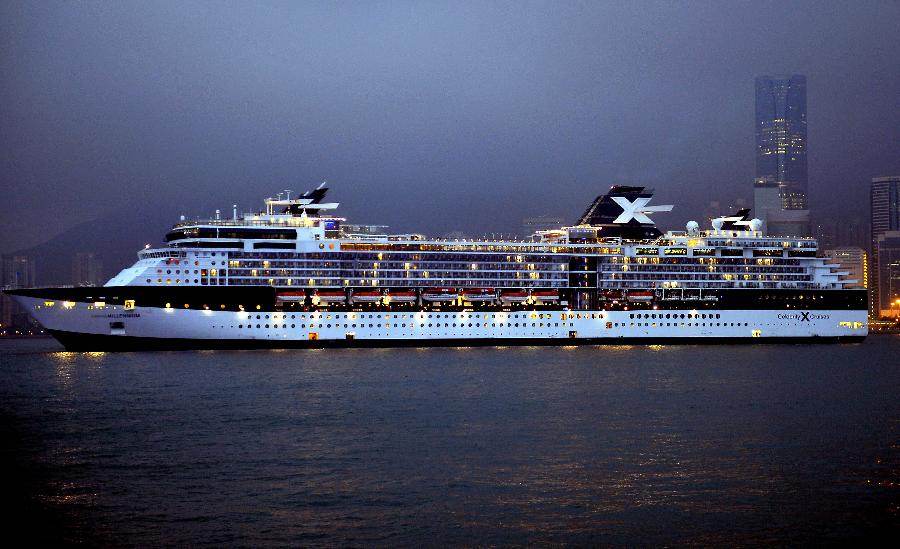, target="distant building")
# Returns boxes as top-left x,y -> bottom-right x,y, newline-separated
522,216 -> 565,238
753,177 -> 781,233
72,252 -> 104,286
766,209 -> 810,238
755,75 -> 808,210
870,176 -> 900,316
753,177 -> 810,238
823,247 -> 867,289
2,255 -> 36,288
1,254 -> 37,332
813,222 -> 835,252
875,231 -> 900,318
834,218 -> 867,250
